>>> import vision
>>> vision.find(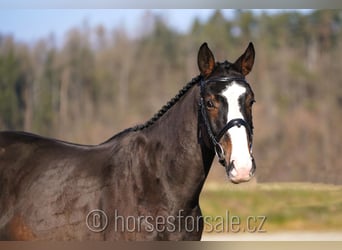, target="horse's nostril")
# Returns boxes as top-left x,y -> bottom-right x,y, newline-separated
229,167 -> 237,177
226,161 -> 236,176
